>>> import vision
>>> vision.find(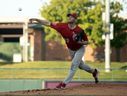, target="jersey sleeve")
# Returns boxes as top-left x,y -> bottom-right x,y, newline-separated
50,22 -> 62,32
